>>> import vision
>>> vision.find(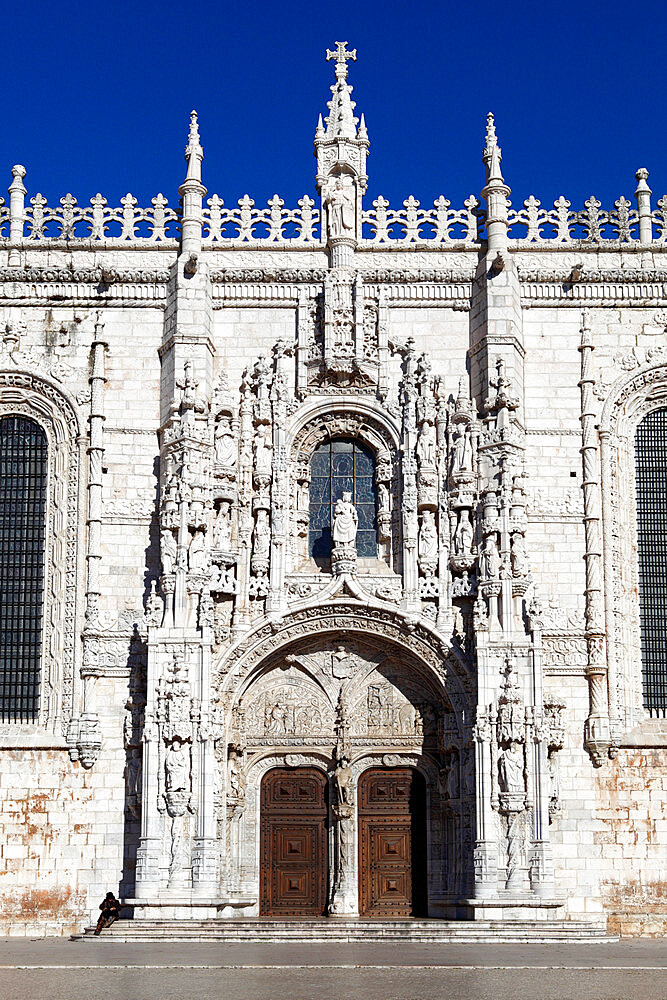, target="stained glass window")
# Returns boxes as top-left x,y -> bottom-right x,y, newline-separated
309,439 -> 377,559
635,408 -> 667,716
0,416 -> 47,722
